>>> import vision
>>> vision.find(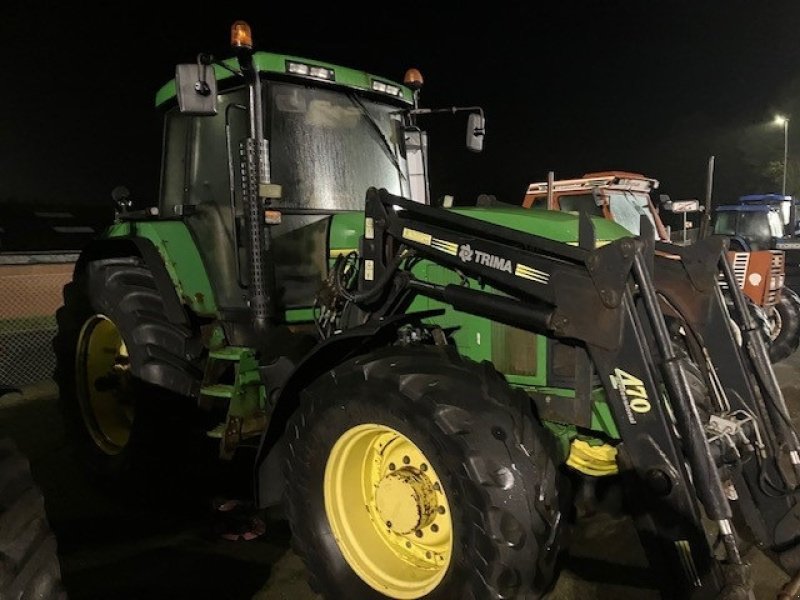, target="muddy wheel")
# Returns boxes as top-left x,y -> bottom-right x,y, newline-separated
0,439 -> 67,599
53,256 -> 203,480
767,289 -> 800,363
284,345 -> 568,599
